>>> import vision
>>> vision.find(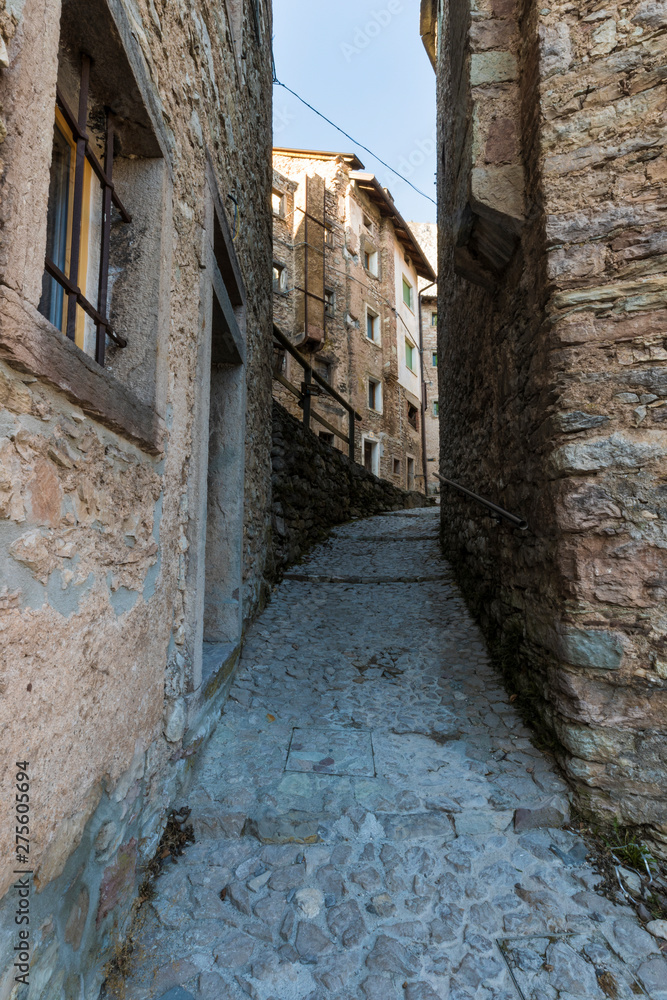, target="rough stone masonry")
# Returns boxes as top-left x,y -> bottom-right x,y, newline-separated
0,0 -> 273,995
421,0 -> 667,850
